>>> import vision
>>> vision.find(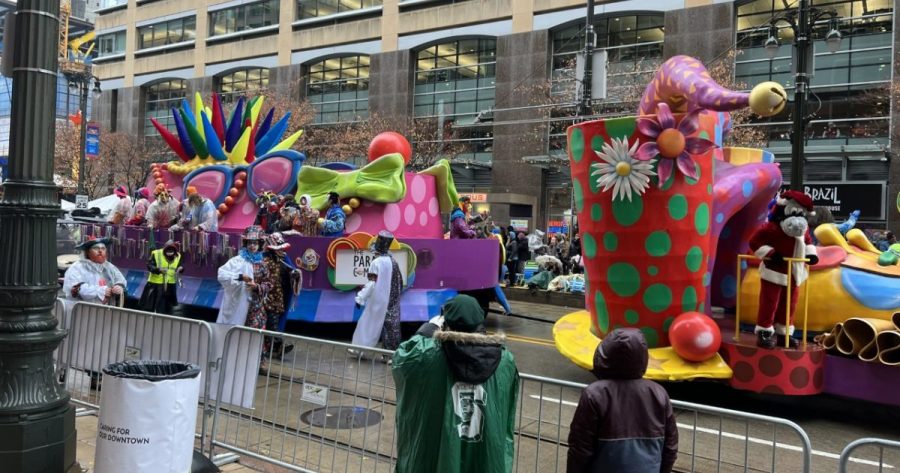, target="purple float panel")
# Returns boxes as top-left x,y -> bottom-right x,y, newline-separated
823,355 -> 900,407
101,226 -> 500,291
